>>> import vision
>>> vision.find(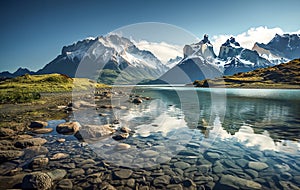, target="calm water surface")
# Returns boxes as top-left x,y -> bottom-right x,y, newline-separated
95,87 -> 299,187
71,87 -> 300,189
